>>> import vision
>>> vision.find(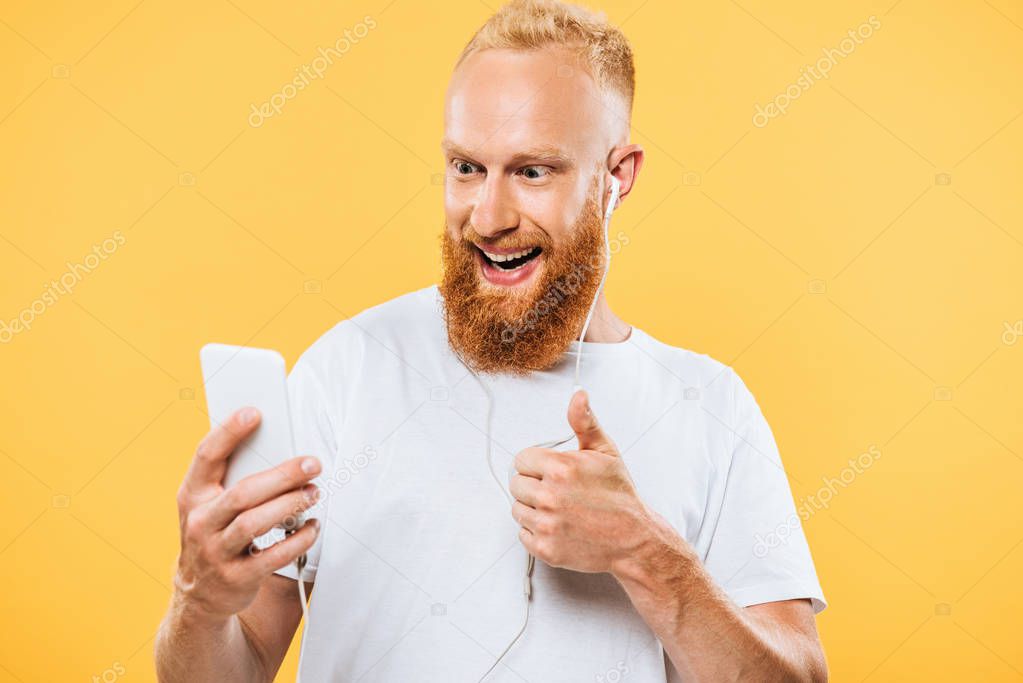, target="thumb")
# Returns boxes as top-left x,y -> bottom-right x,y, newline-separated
568,390 -> 617,456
